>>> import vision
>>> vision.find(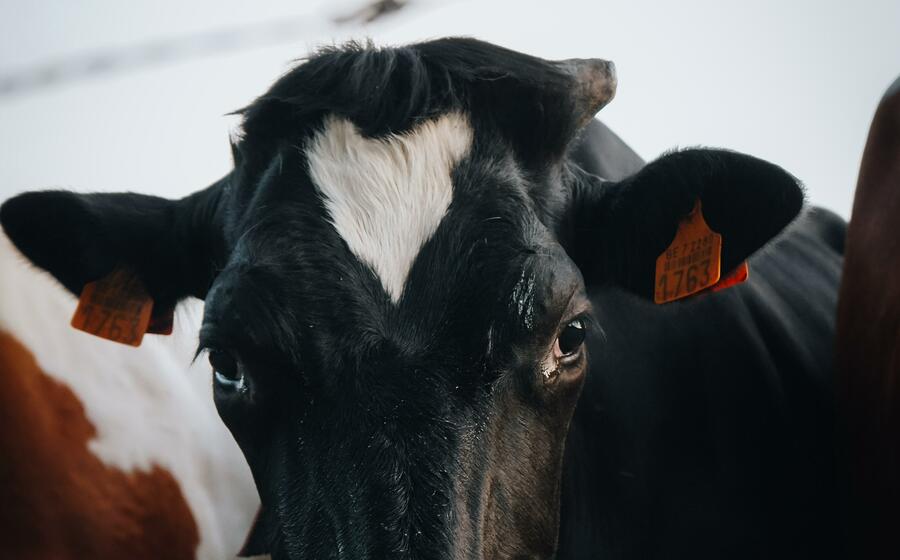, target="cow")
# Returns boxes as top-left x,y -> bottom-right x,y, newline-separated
0,235 -> 259,556
0,38 -> 847,559
835,75 -> 900,558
